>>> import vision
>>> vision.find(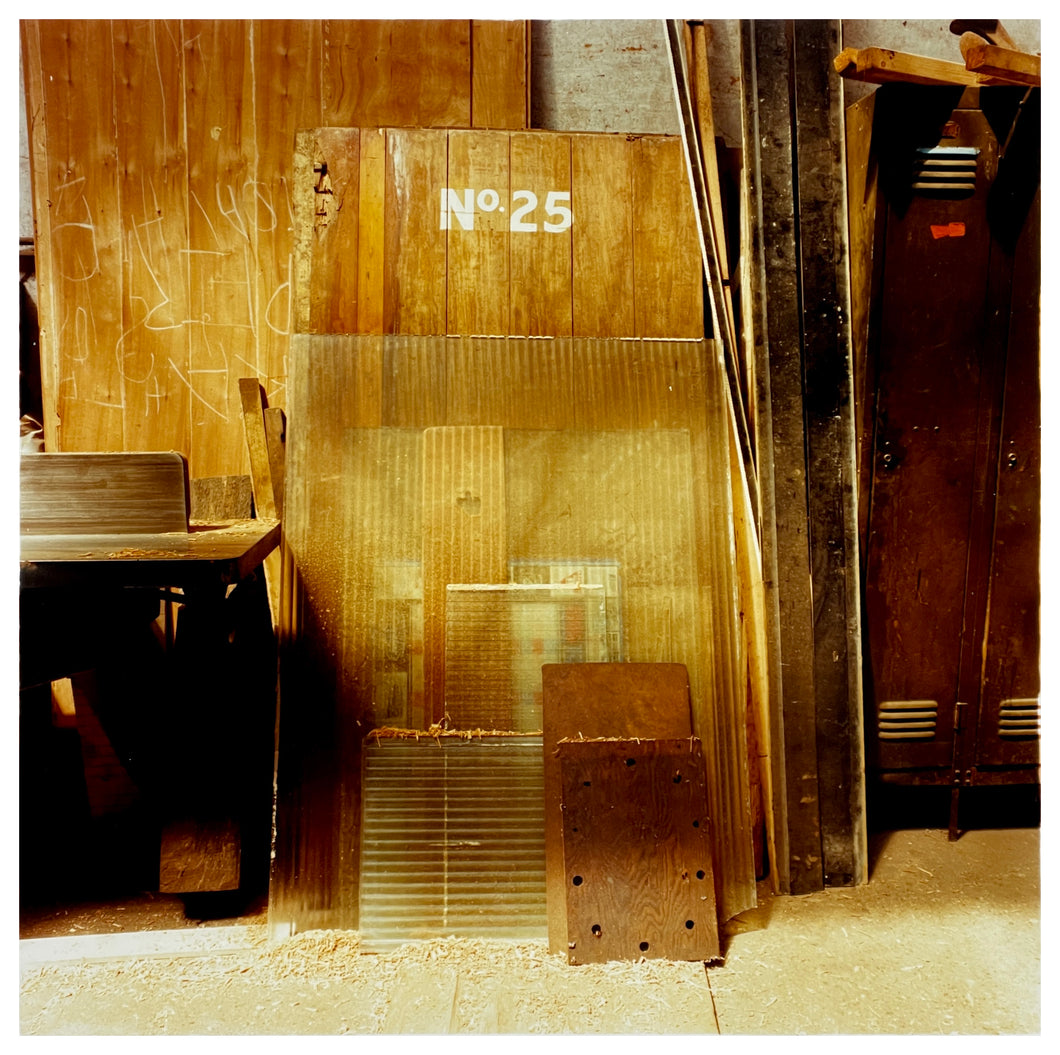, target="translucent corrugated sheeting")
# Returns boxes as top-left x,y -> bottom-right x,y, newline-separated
358,735 -> 546,950
271,334 -> 755,935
